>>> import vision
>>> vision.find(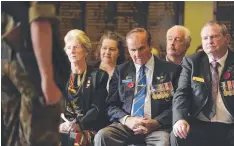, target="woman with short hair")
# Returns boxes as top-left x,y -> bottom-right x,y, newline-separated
60,29 -> 109,133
